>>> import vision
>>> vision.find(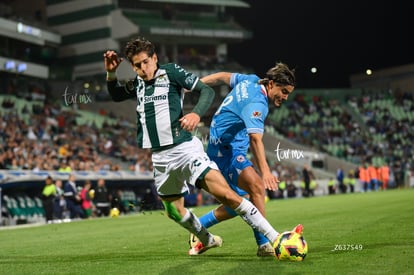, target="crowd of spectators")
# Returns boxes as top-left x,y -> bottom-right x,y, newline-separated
267,89 -> 414,189
0,97 -> 152,173
349,91 -> 414,165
